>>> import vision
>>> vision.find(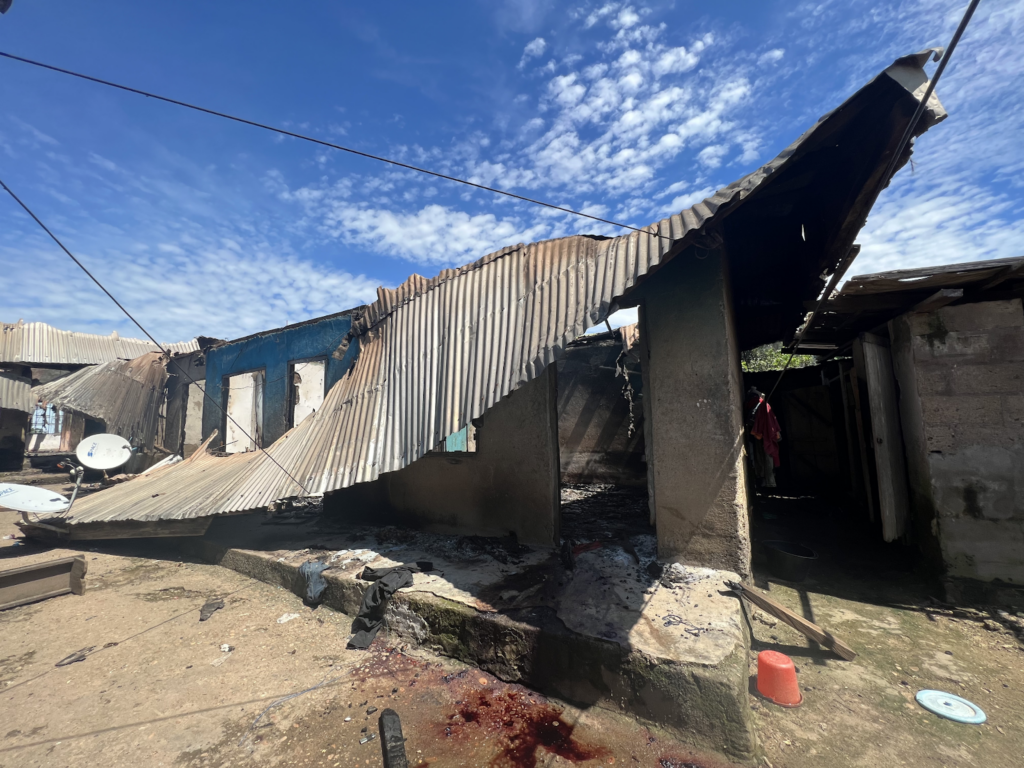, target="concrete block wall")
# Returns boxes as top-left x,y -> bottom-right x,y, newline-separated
202,311 -> 359,447
890,299 -> 1024,584
324,365 -> 561,546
